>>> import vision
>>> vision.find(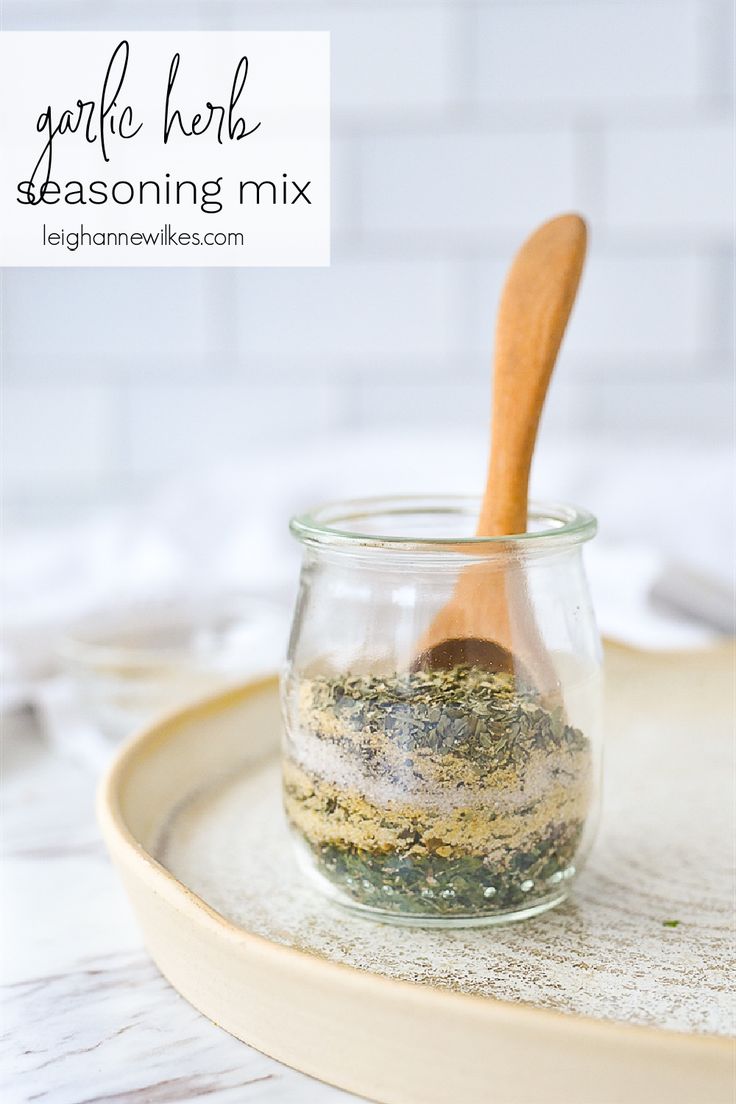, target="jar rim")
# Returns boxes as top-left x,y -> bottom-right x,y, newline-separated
290,495 -> 596,552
